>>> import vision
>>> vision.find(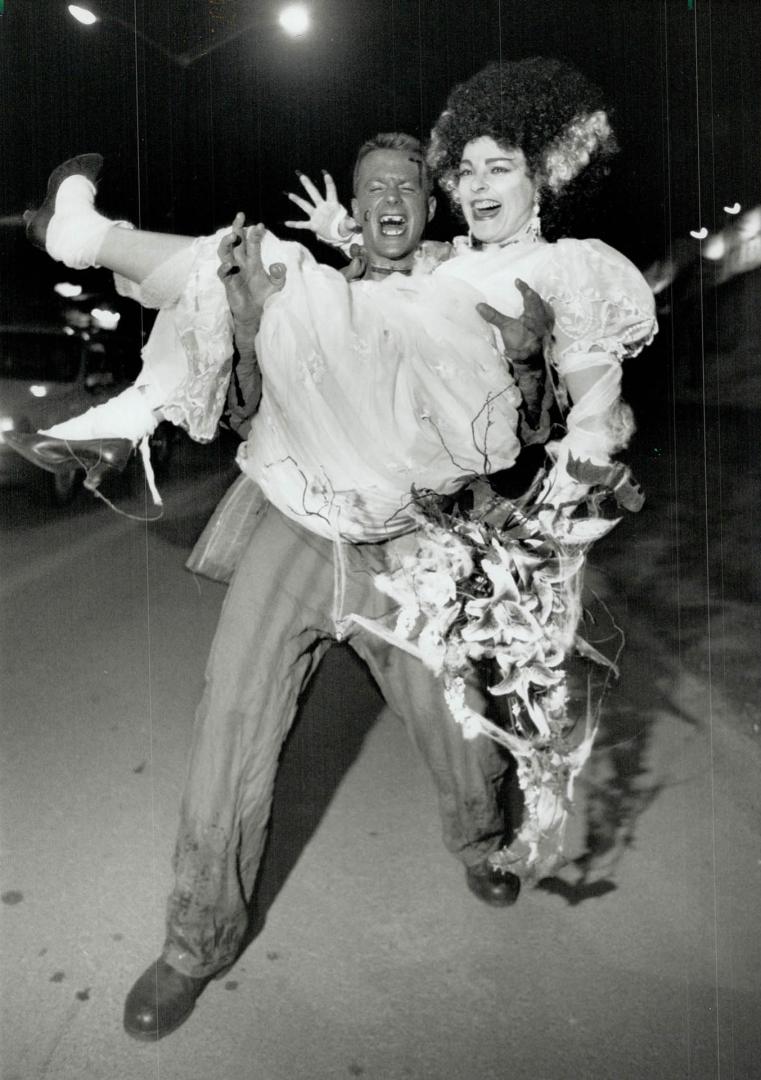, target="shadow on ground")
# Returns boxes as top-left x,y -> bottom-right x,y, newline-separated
242,645 -> 385,944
